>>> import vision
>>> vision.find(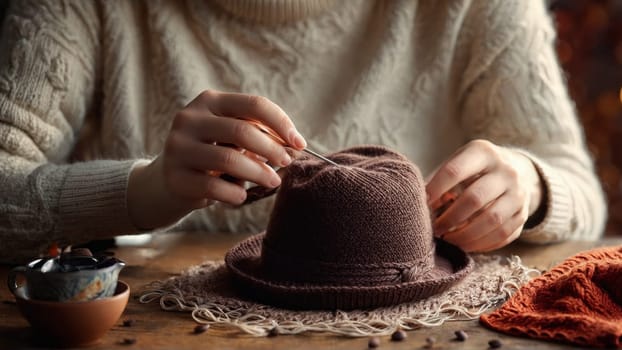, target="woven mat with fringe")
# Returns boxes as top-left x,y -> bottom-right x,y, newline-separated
139,255 -> 539,337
